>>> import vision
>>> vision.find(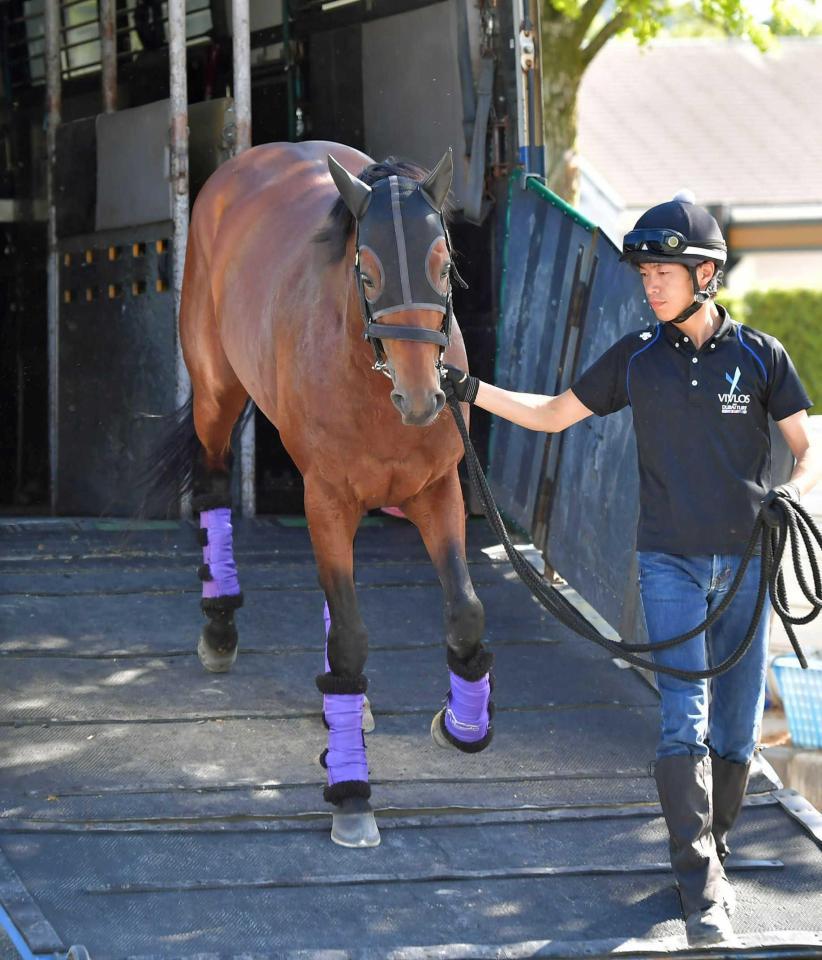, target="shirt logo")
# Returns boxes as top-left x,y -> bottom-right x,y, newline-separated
718,366 -> 751,414
639,331 -> 652,340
